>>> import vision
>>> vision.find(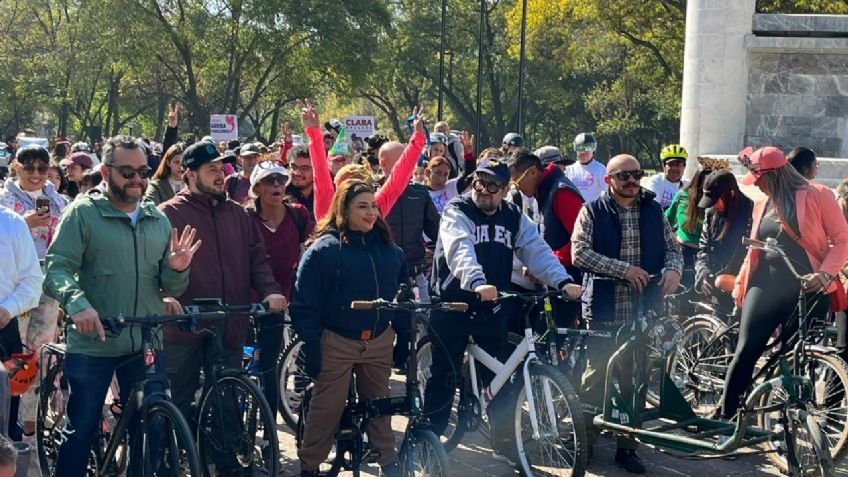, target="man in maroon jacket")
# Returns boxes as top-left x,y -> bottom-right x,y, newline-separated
158,141 -> 286,471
